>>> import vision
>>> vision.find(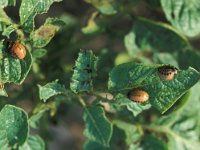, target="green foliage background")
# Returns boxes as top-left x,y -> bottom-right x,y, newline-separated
0,0 -> 200,150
